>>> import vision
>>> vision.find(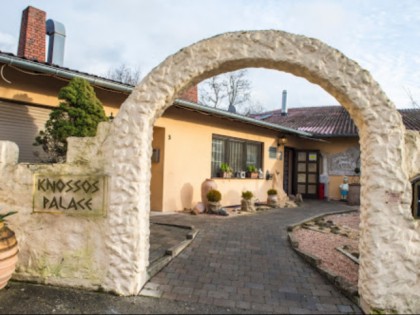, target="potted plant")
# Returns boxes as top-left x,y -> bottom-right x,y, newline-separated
267,189 -> 278,206
219,163 -> 233,178
246,165 -> 258,179
0,209 -> 18,290
206,189 -> 222,214
241,190 -> 255,212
